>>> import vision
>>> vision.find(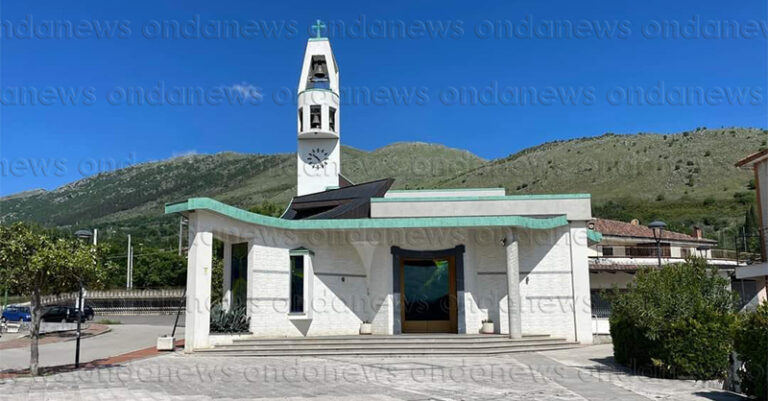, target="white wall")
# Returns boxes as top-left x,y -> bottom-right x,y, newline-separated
190,211 -> 592,342
370,197 -> 592,220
